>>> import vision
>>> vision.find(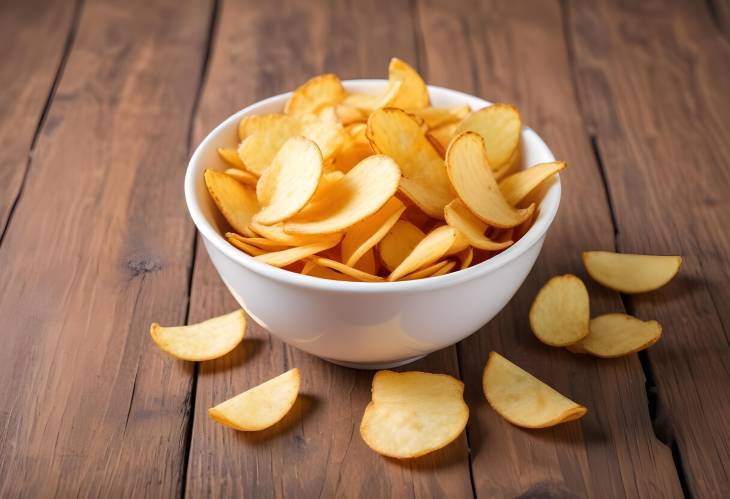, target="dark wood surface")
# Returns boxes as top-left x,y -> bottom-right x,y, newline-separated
0,0 -> 727,497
